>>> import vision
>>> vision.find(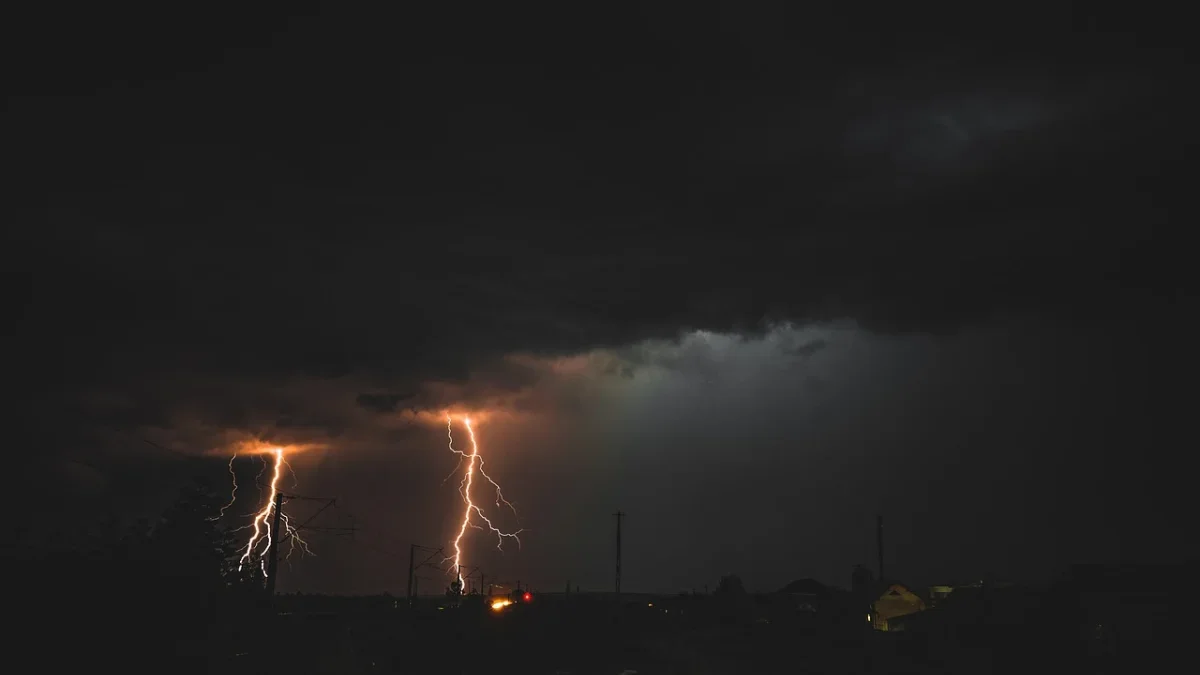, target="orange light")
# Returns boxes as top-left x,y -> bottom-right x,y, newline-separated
491,599 -> 513,611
